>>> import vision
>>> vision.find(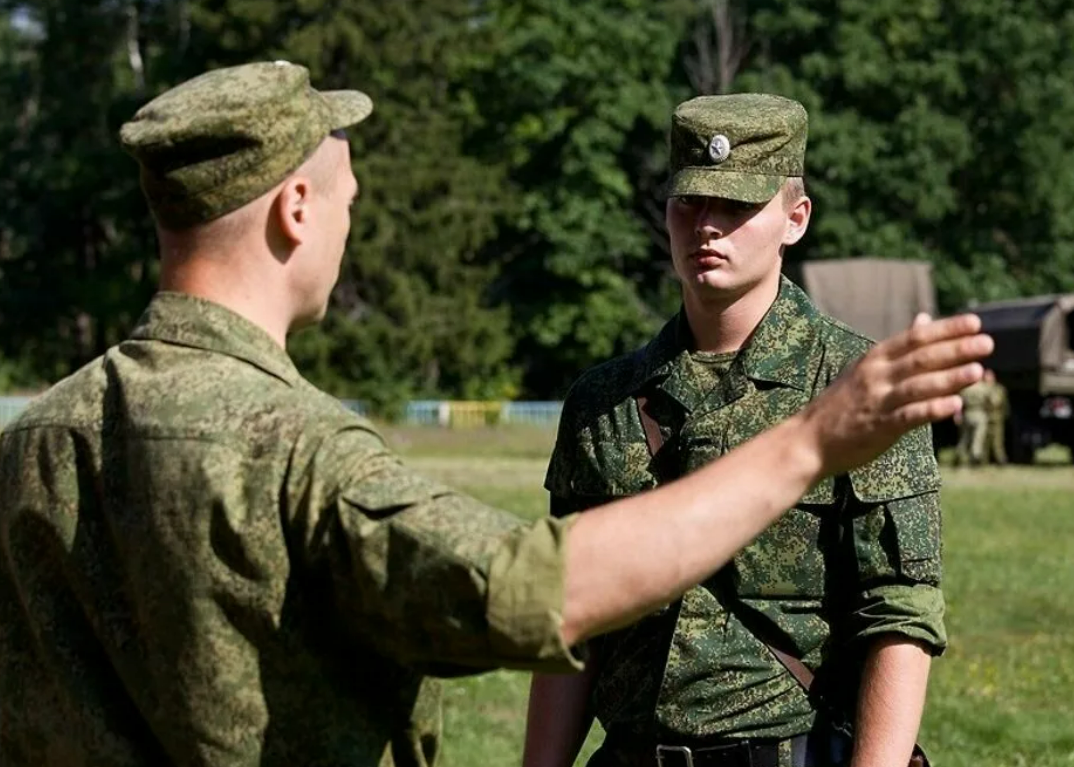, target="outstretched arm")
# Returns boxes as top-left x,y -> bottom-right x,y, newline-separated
560,313 -> 990,645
